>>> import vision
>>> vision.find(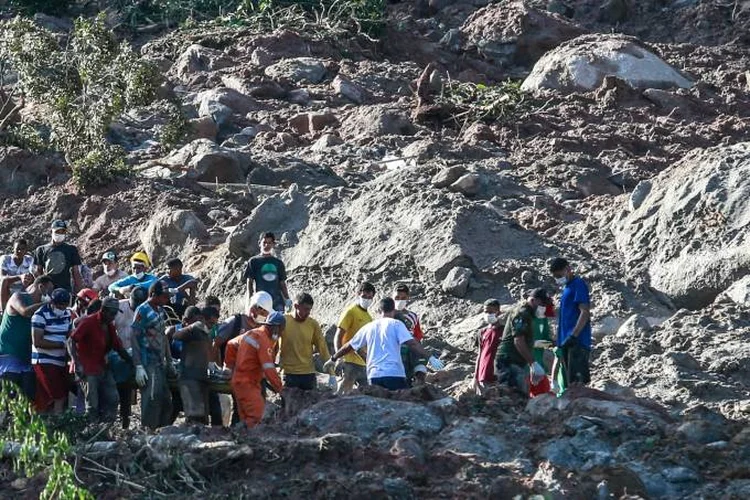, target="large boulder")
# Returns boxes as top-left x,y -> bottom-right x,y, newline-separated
140,209 -> 209,264
264,57 -> 327,84
522,34 -> 693,93
172,44 -> 233,82
459,1 -> 585,67
297,396 -> 444,439
227,184 -> 309,257
0,147 -> 63,195
611,142 -> 750,309
163,139 -> 250,183
195,87 -> 260,122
